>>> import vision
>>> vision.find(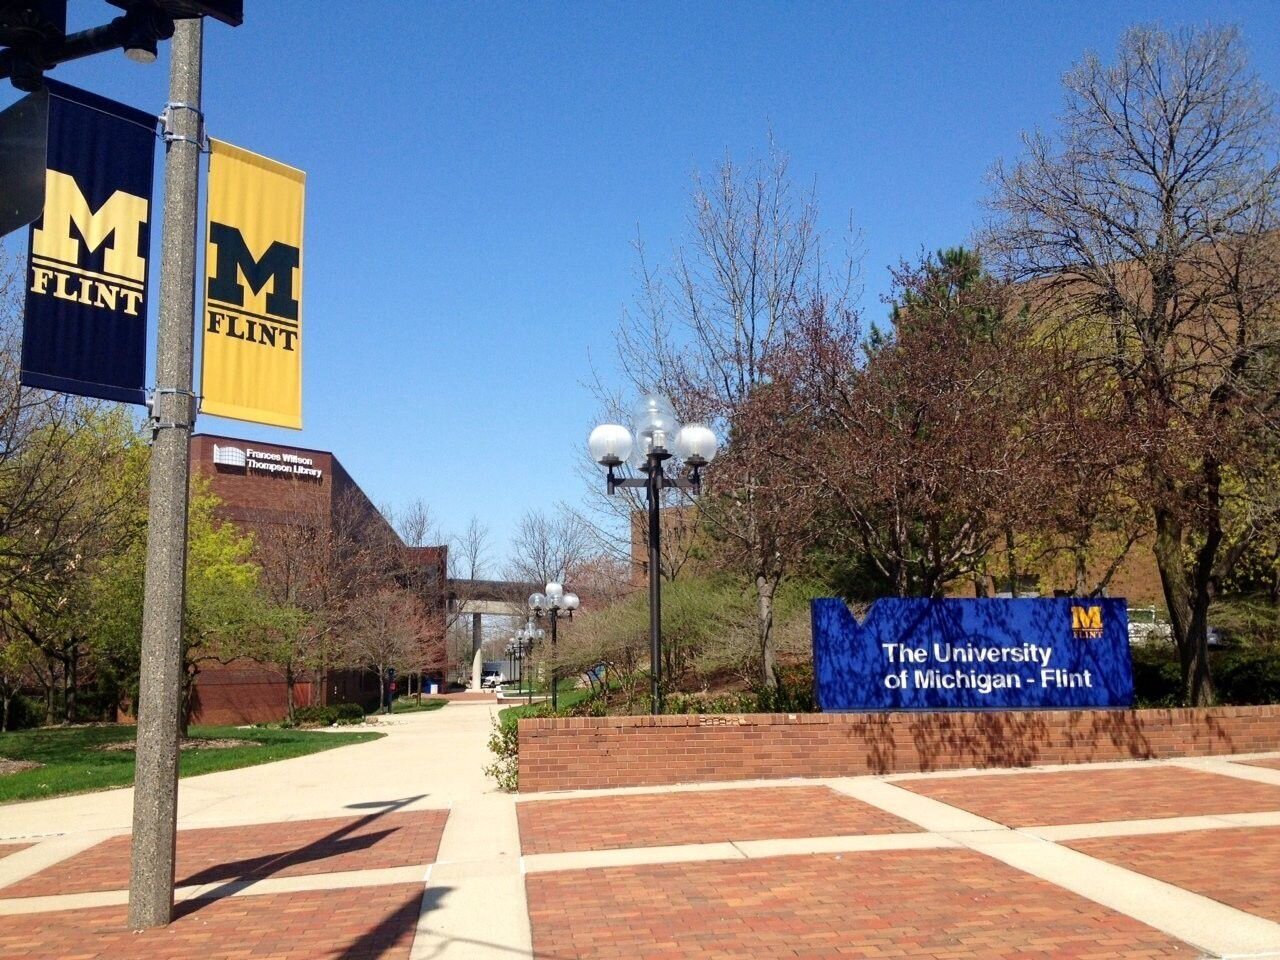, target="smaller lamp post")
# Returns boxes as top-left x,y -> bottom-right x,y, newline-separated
514,620 -> 544,704
529,583 -> 579,710
589,395 -> 717,714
